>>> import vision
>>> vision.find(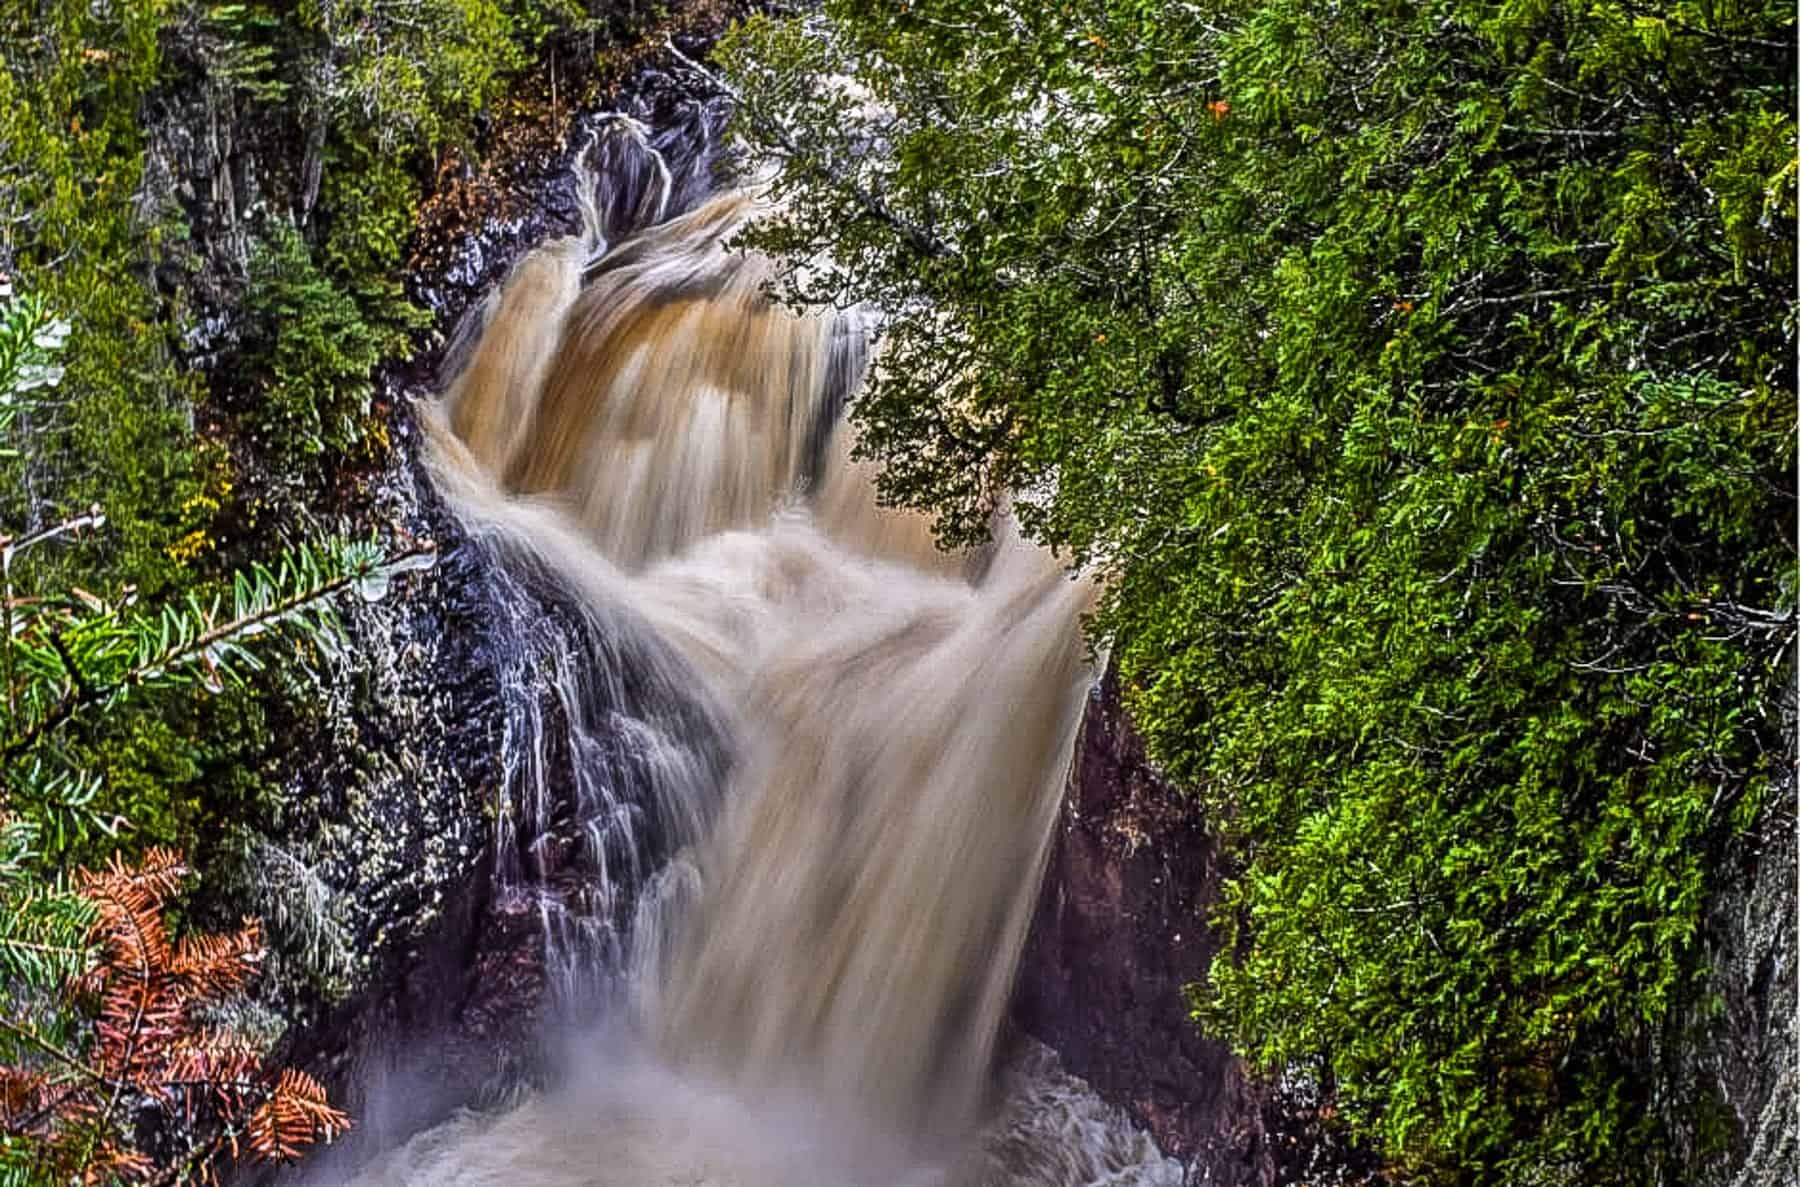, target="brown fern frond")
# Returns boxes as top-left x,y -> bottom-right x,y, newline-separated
65,963 -> 107,1004
56,1090 -> 106,1126
167,919 -> 264,1001
80,1141 -> 154,1185
78,848 -> 188,905
247,1069 -> 351,1163
0,1065 -> 46,1124
84,878 -> 172,981
158,1031 -> 264,1113
21,850 -> 351,1180
92,978 -> 182,1081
